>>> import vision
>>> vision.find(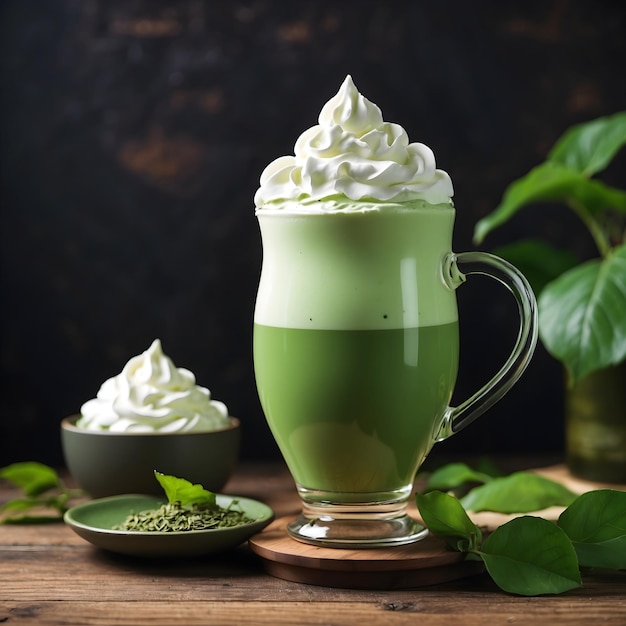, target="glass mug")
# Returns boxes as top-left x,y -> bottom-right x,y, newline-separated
253,205 -> 537,548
